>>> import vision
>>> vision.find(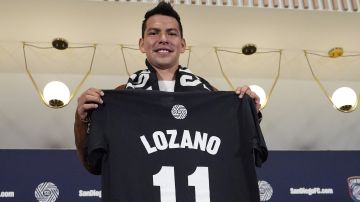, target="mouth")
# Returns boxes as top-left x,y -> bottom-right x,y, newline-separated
154,48 -> 173,53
